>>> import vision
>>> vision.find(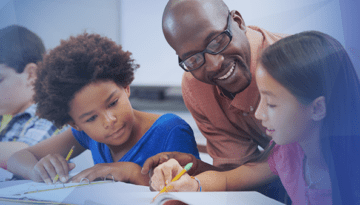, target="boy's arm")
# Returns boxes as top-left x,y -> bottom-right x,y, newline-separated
0,141 -> 29,169
7,128 -> 85,181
